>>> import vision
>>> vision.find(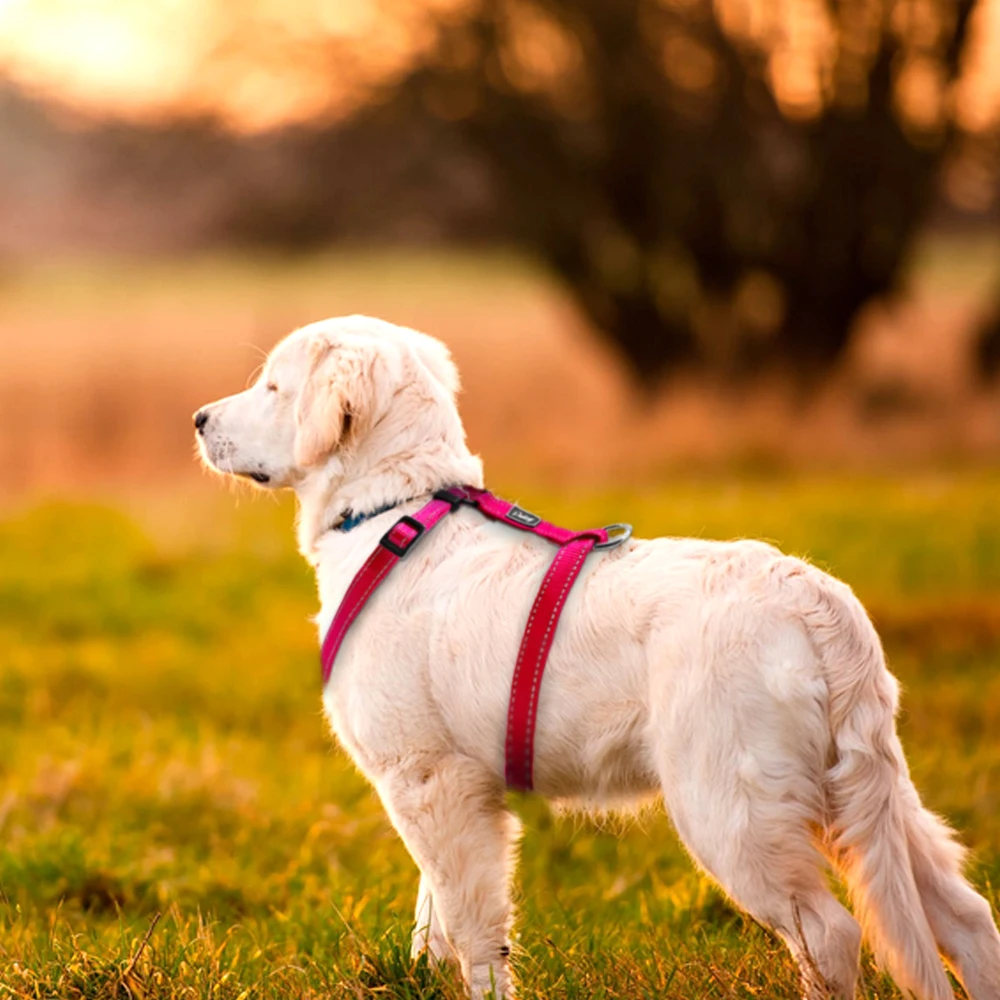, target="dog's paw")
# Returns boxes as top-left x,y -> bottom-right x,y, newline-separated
410,932 -> 454,965
469,960 -> 512,1000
